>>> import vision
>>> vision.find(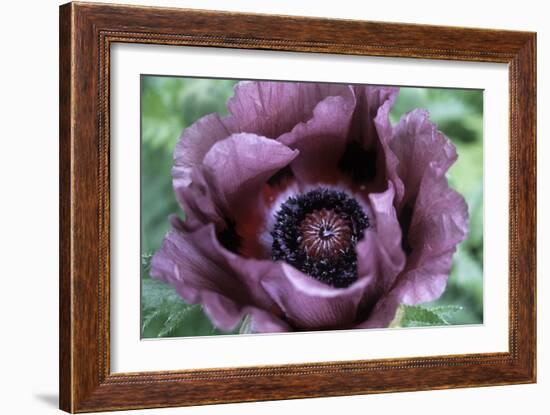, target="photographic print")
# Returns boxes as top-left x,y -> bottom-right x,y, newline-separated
59,5 -> 536,410
140,77 -> 483,338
